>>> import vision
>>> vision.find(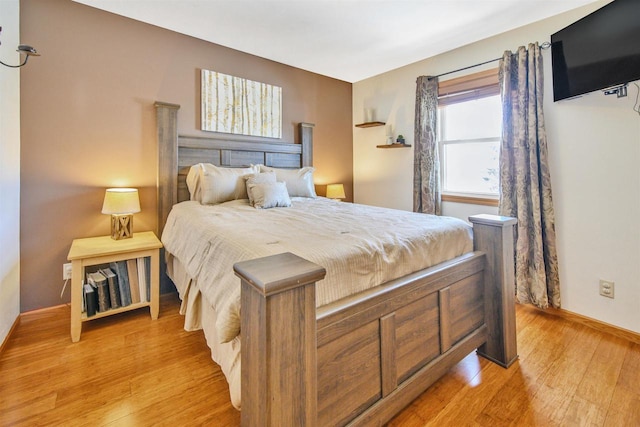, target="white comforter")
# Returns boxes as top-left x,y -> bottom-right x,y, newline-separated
161,198 -> 473,343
